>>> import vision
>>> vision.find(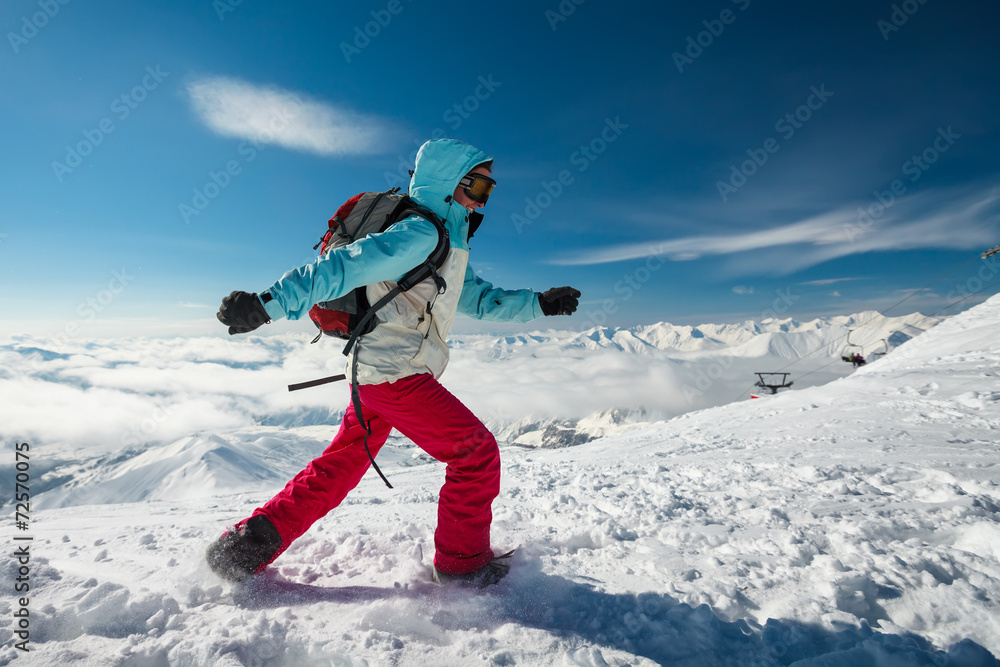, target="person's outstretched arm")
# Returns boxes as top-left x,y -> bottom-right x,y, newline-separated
457,263 -> 580,322
262,216 -> 439,322
217,216 -> 438,334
